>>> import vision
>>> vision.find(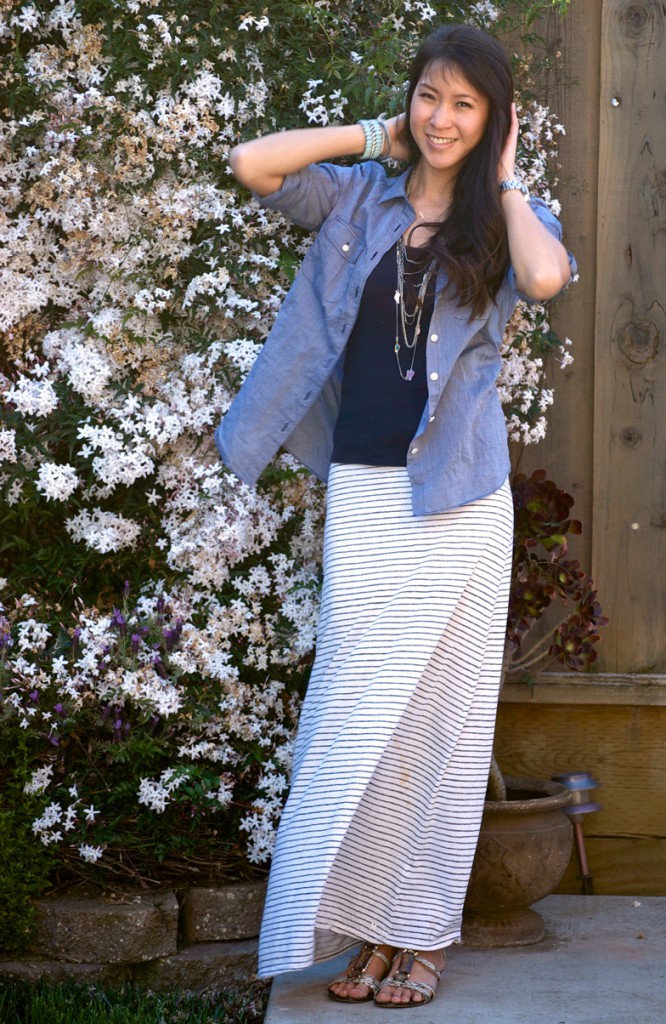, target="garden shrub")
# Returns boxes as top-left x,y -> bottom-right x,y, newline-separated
0,0 -> 572,947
